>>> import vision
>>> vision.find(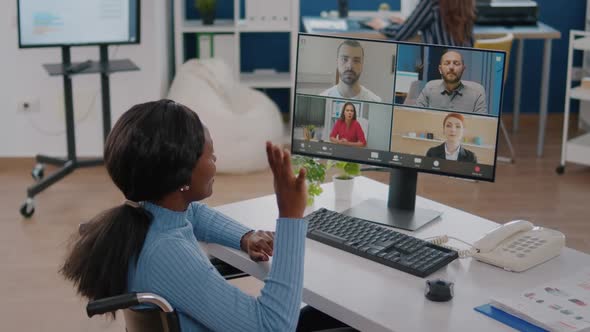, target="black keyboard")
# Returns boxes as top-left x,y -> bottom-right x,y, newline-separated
305,208 -> 458,278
